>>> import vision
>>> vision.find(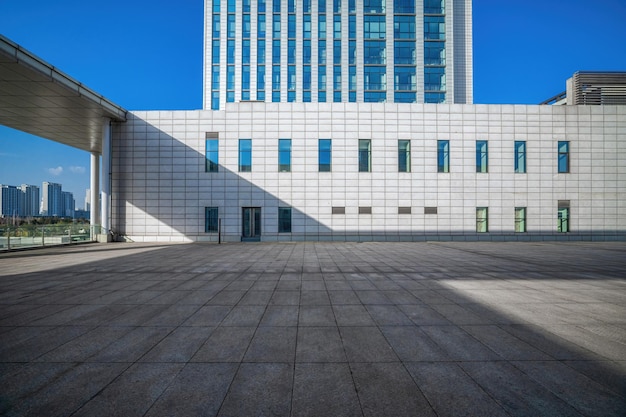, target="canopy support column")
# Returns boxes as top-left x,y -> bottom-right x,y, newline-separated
101,118 -> 112,239
90,152 -> 100,239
